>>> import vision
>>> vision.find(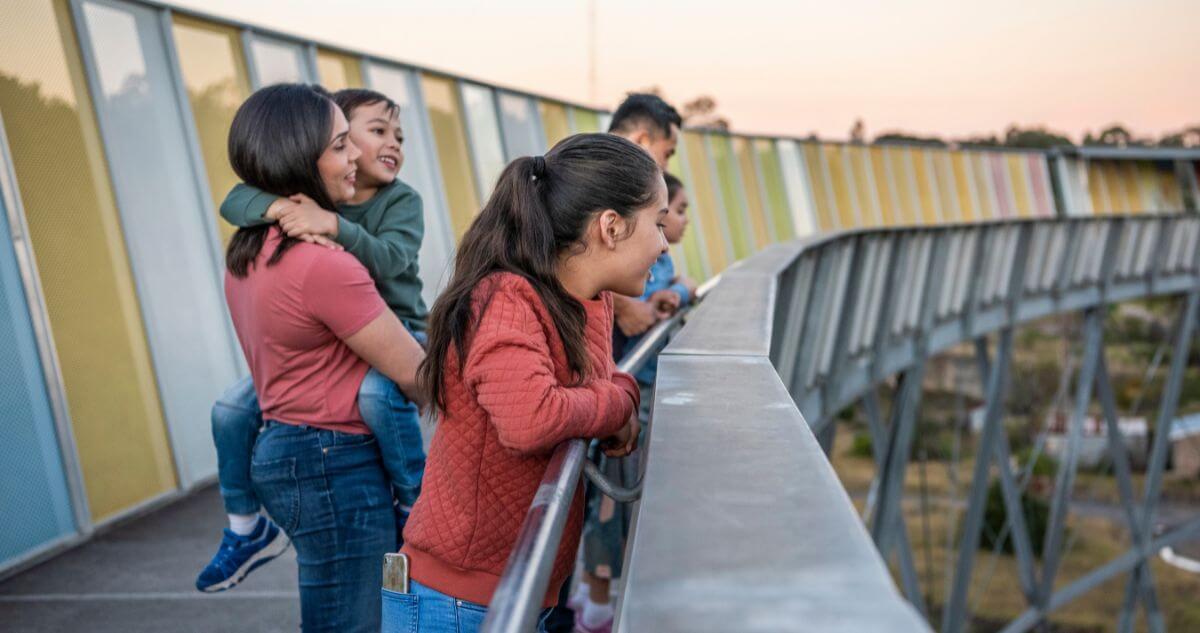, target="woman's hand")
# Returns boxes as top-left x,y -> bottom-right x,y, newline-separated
269,193 -> 340,239
601,413 -> 640,458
